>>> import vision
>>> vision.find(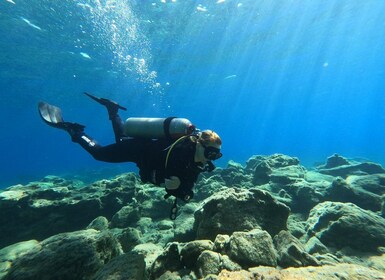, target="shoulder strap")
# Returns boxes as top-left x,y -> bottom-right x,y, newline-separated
164,135 -> 189,169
